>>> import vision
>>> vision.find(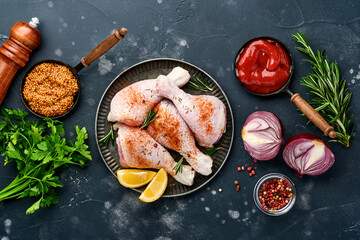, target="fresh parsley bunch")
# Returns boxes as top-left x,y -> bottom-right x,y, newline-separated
0,107 -> 92,214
